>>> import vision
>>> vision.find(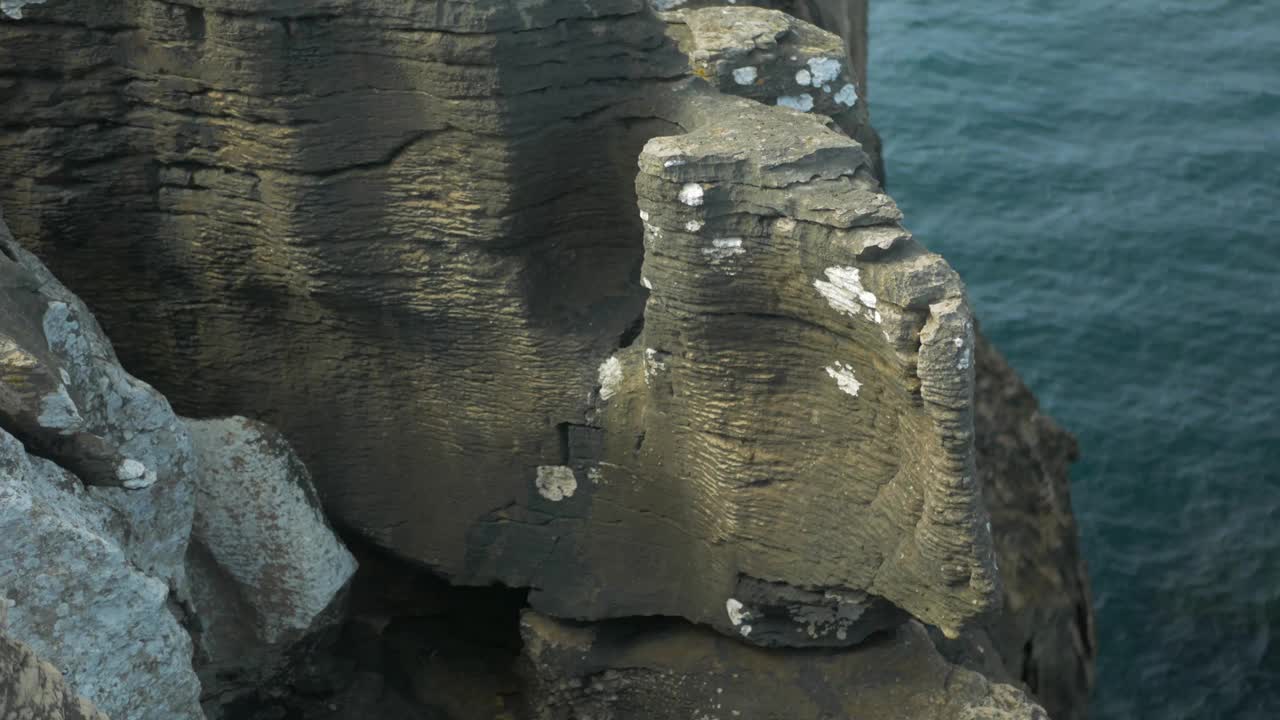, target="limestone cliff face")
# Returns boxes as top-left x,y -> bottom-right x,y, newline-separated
0,0 -> 998,643
0,1 -> 1094,718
